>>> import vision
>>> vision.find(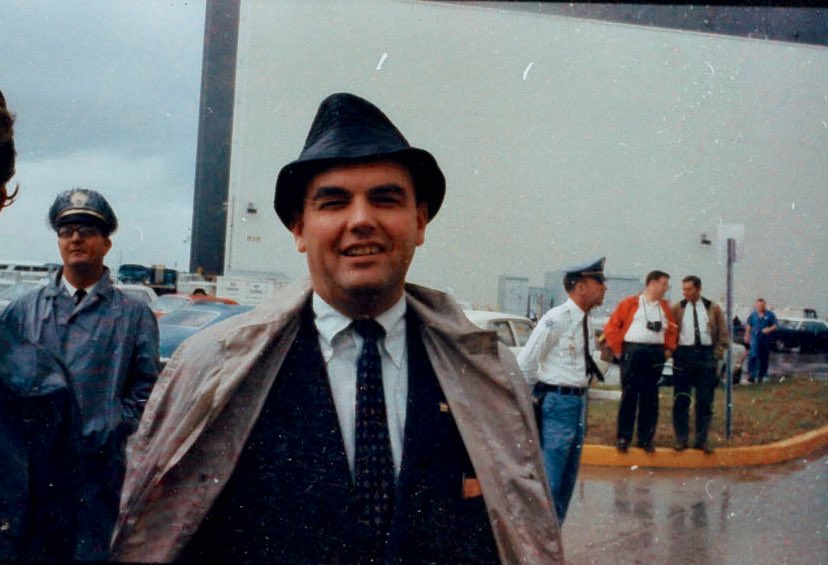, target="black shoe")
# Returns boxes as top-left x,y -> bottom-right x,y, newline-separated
674,441 -> 688,452
643,444 -> 656,454
694,443 -> 714,455
616,439 -> 629,453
